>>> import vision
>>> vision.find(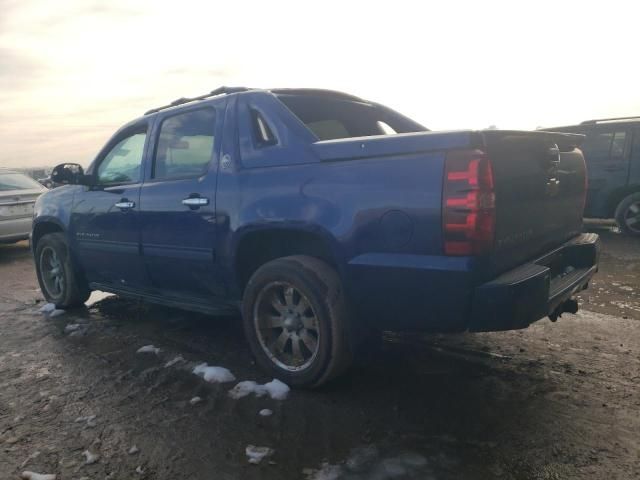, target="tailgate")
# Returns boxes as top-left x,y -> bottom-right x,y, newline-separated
481,130 -> 586,275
